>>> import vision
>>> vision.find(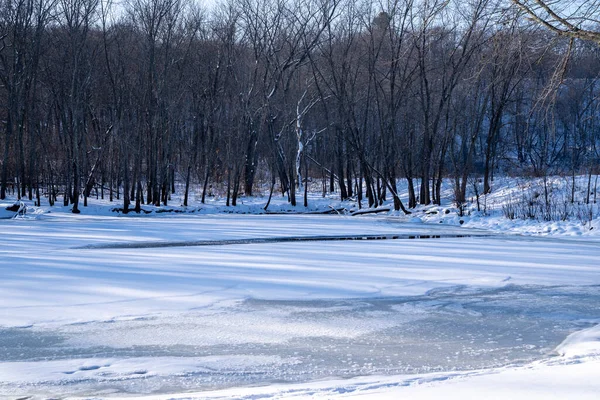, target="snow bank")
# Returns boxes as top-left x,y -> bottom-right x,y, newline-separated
555,323 -> 600,357
3,175 -> 600,240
